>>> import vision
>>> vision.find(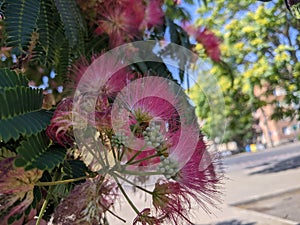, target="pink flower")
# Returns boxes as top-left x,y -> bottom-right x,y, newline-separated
174,138 -> 222,210
46,96 -> 113,148
53,175 -> 118,225
140,0 -> 164,30
113,76 -> 178,127
95,0 -> 144,47
111,76 -> 179,166
184,24 -> 221,62
46,98 -> 75,147
165,124 -> 200,170
51,54 -> 137,146
0,158 -> 43,224
152,179 -> 195,225
67,54 -> 135,97
94,0 -> 164,47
